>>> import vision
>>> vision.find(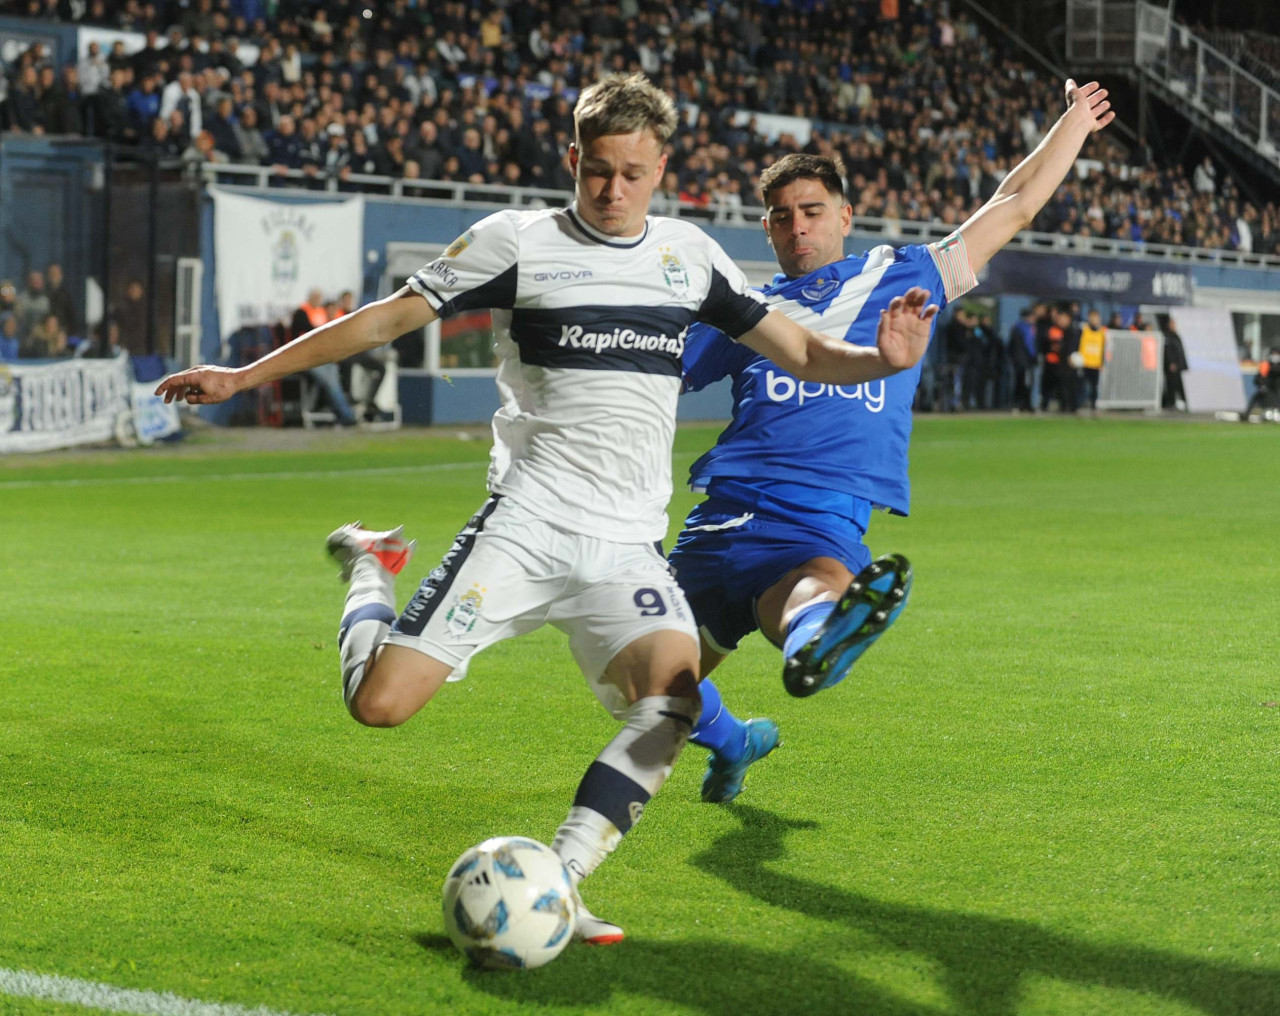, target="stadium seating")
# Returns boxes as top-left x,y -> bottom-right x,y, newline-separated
3,0 -> 1279,257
